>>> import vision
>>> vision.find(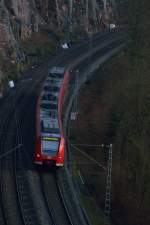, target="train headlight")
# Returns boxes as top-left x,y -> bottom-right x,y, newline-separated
37,154 -> 40,158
